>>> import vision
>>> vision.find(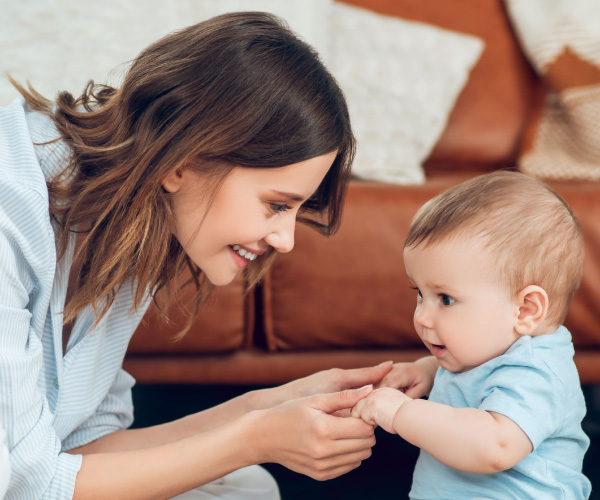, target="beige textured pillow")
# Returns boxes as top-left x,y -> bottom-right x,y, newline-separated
506,0 -> 600,180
